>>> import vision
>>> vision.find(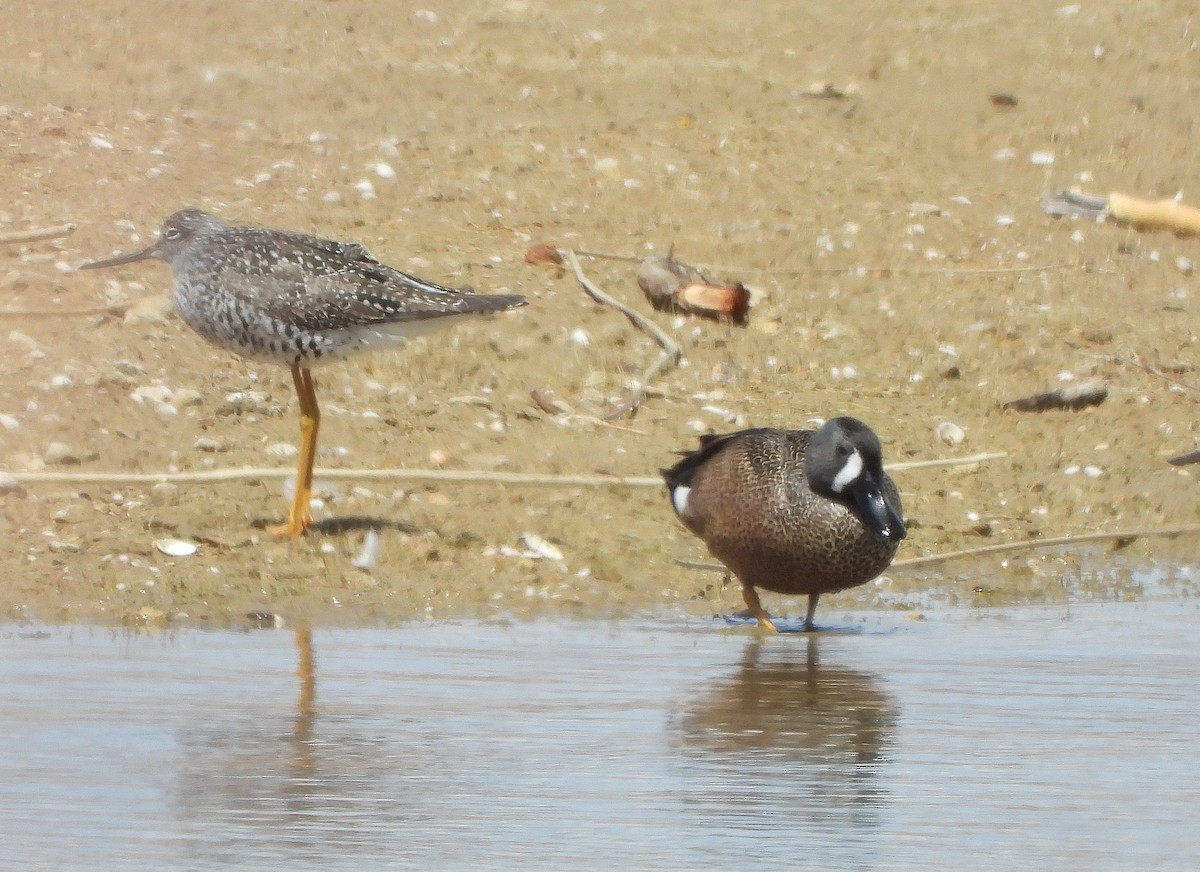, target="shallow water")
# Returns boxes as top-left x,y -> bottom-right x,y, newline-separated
3,602 -> 1198,870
